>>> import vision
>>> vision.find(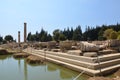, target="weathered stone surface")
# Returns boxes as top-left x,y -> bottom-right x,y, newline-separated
107,40 -> 120,47
39,42 -> 48,49
92,41 -> 106,45
32,42 -> 40,49
71,46 -> 78,50
13,53 -> 30,58
0,49 -> 9,55
114,69 -> 120,77
113,76 -> 120,80
47,41 -> 57,50
67,50 -> 82,56
79,42 -> 99,52
26,55 -> 44,64
51,49 -> 61,52
99,45 -> 107,50
83,52 -> 98,57
98,49 -> 117,55
60,41 -> 72,52
87,77 -> 114,80
109,47 -> 120,51
21,43 -> 28,49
